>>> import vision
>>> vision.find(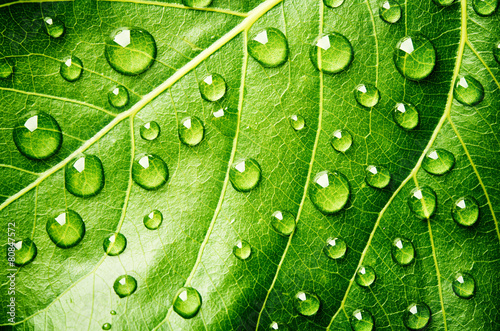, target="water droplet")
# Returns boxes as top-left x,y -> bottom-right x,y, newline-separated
13,111 -> 63,160
103,233 -> 127,256
402,302 -> 431,330
113,275 -> 137,298
233,240 -> 252,260
433,0 -> 455,6
309,170 -> 350,214
269,322 -> 288,330
494,41 -> 500,64
472,0 -> 498,16
452,196 -> 479,226
140,121 -> 160,141
211,107 -> 238,138
248,28 -> 289,68
365,165 -> 391,189
102,323 -> 112,330
391,237 -> 415,266
323,237 -> 347,259
271,210 -> 296,236
350,309 -> 374,331
380,0 -> 402,23
421,148 -> 455,175
330,129 -> 353,152
324,0 -> 344,7
179,116 -> 205,146
289,114 -> 305,131
65,155 -> 105,198
229,158 -> 261,192
43,17 -> 65,38
199,73 -> 226,102
132,154 -> 169,190
393,103 -> 419,130
355,266 -> 376,287
60,56 -> 83,82
173,287 -> 202,319
108,86 -> 129,109
105,27 -> 157,75
394,35 -> 436,81
310,33 -> 353,74
10,238 -> 37,267
453,75 -> 484,106
408,187 -> 437,219
182,0 -> 212,7
452,272 -> 475,299
294,291 -> 321,316
110,310 -> 116,315
0,58 -> 13,79
354,84 -> 380,108
46,210 -> 85,248
143,210 -> 163,230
